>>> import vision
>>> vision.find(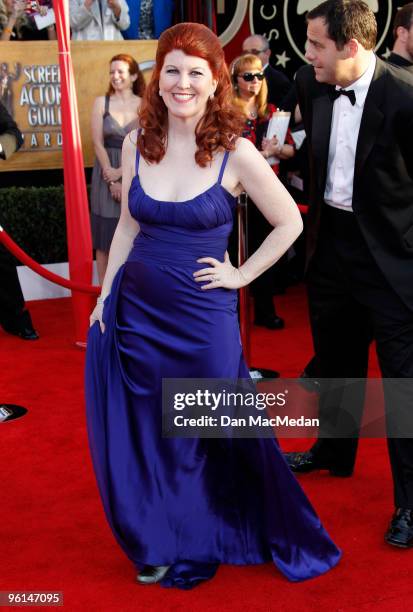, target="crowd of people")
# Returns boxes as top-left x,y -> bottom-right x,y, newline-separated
2,0 -> 413,594
0,0 -> 173,40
